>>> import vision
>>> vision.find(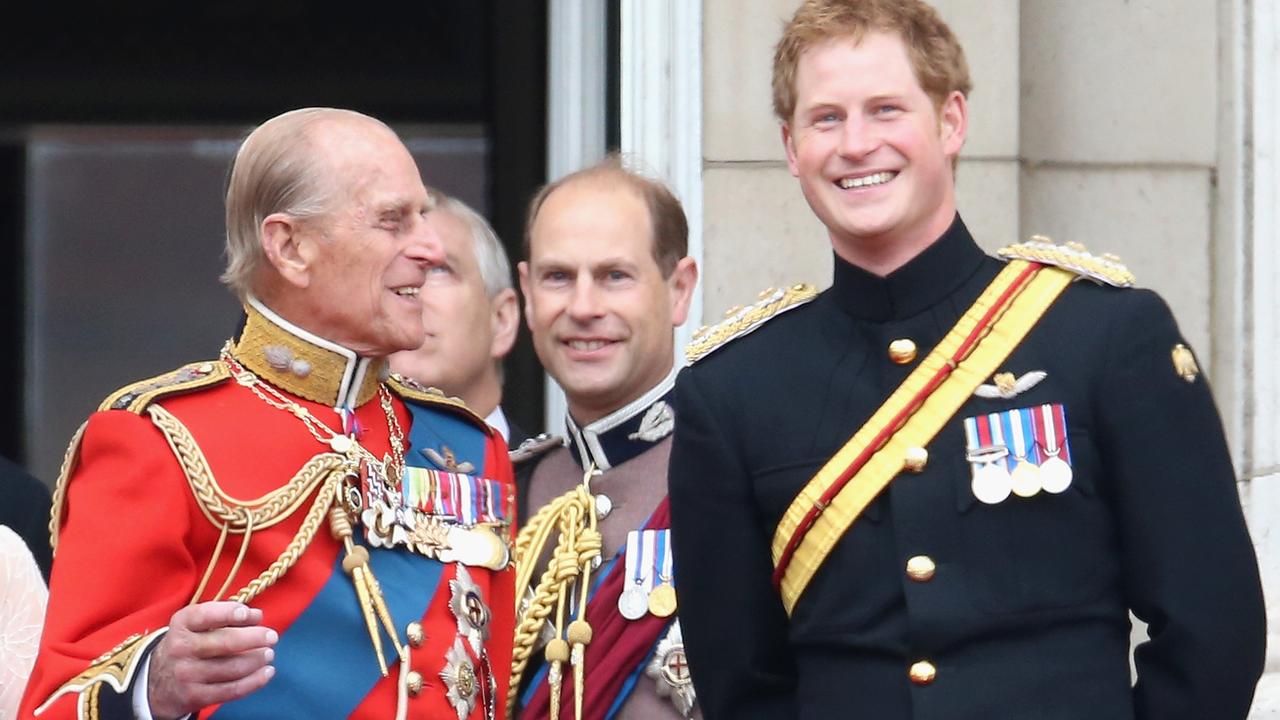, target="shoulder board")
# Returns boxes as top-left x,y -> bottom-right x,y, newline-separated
509,432 -> 565,465
99,360 -> 230,414
998,236 -> 1136,287
385,373 -> 487,429
684,283 -> 819,365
